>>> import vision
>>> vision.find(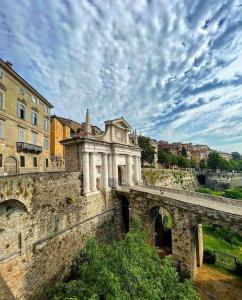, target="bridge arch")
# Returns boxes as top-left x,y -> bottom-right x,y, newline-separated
119,194 -> 130,233
149,206 -> 172,255
197,174 -> 206,185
